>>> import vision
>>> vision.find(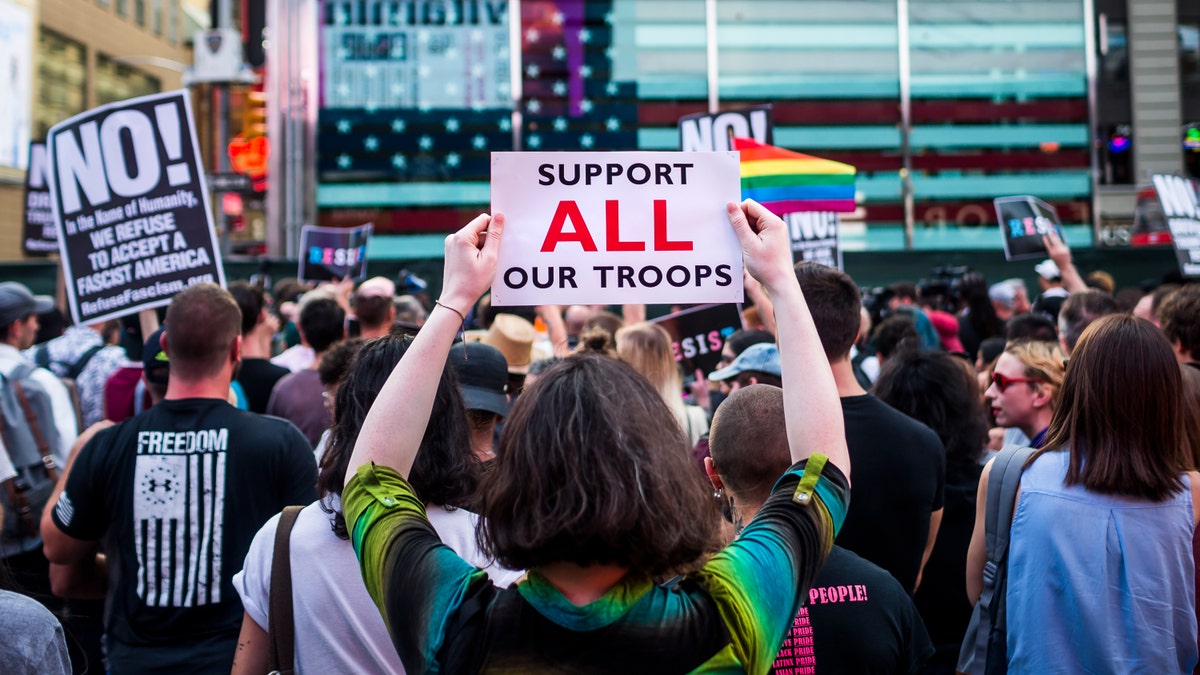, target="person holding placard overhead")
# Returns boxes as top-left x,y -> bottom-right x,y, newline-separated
340,201 -> 851,673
